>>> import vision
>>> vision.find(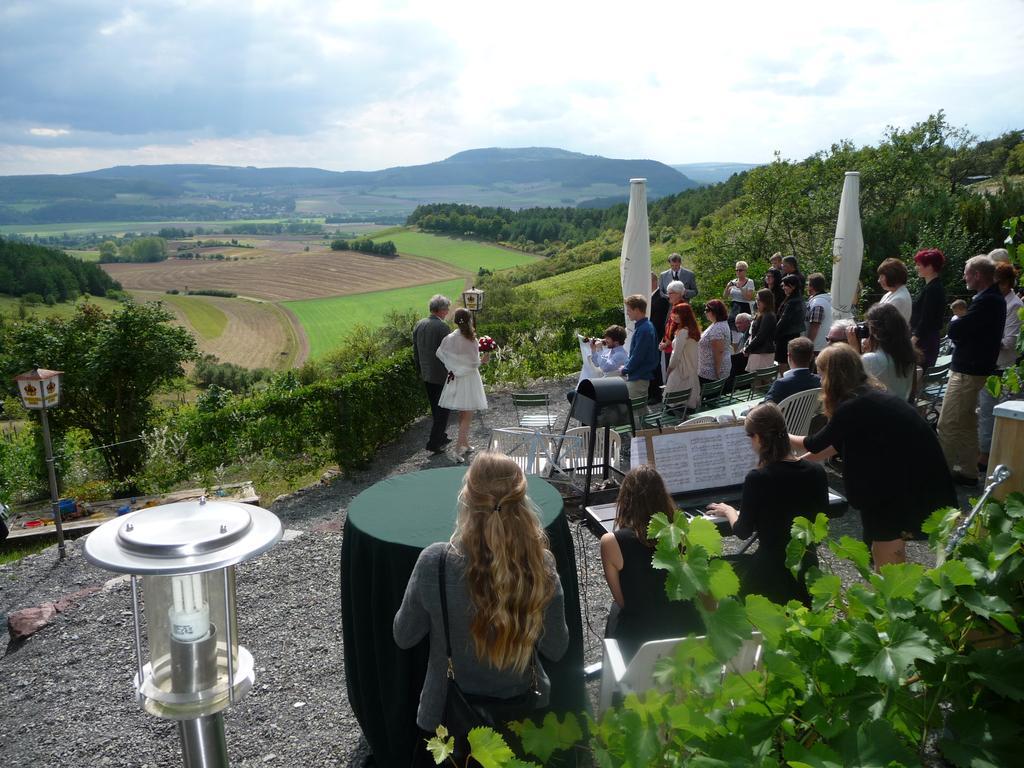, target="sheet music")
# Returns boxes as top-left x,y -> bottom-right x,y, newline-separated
631,424 -> 757,494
